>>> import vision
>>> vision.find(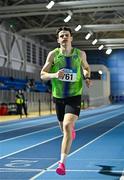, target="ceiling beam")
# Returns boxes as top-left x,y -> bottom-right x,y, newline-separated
83,24 -> 124,32
19,24 -> 124,36
0,7 -> 124,19
0,1 -> 124,15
